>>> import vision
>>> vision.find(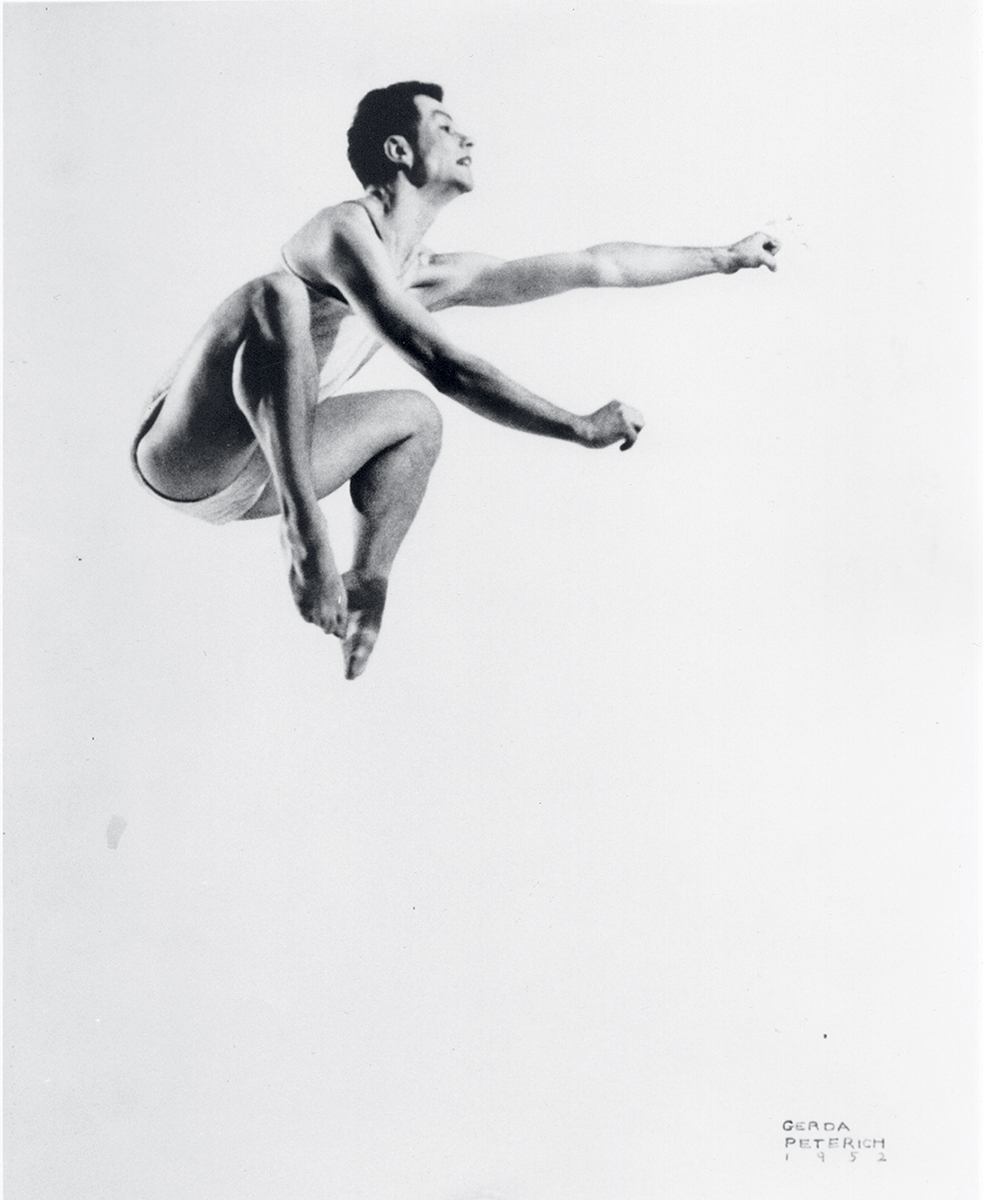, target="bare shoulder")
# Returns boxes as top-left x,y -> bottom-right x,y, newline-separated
287,200 -> 374,253
284,200 -> 380,284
